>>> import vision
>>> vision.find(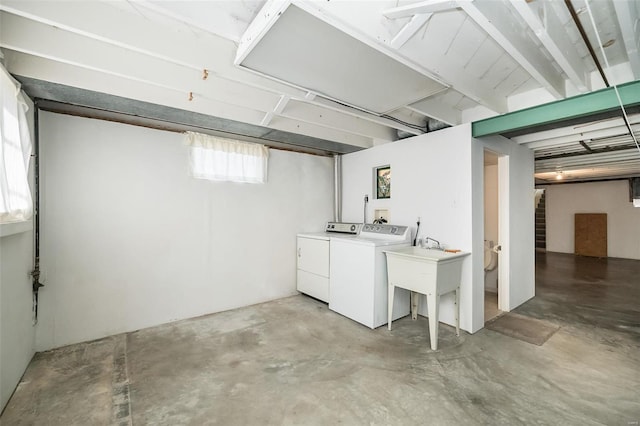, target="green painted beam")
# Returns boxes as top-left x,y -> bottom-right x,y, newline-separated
472,79 -> 640,138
